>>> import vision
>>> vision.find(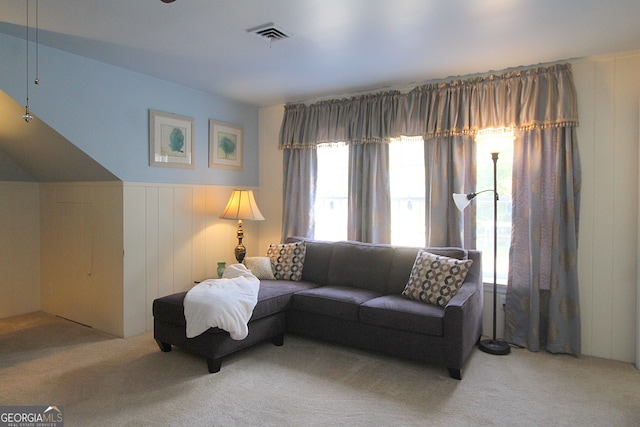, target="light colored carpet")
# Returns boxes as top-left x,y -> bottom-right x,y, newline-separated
1,312 -> 639,426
